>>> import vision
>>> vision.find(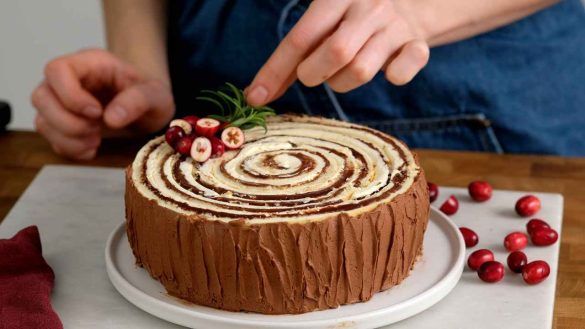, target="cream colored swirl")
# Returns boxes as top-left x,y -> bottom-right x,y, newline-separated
131,115 -> 420,224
